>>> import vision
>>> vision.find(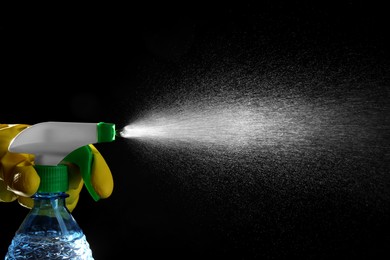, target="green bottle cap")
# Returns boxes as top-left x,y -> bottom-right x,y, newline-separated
34,165 -> 68,193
